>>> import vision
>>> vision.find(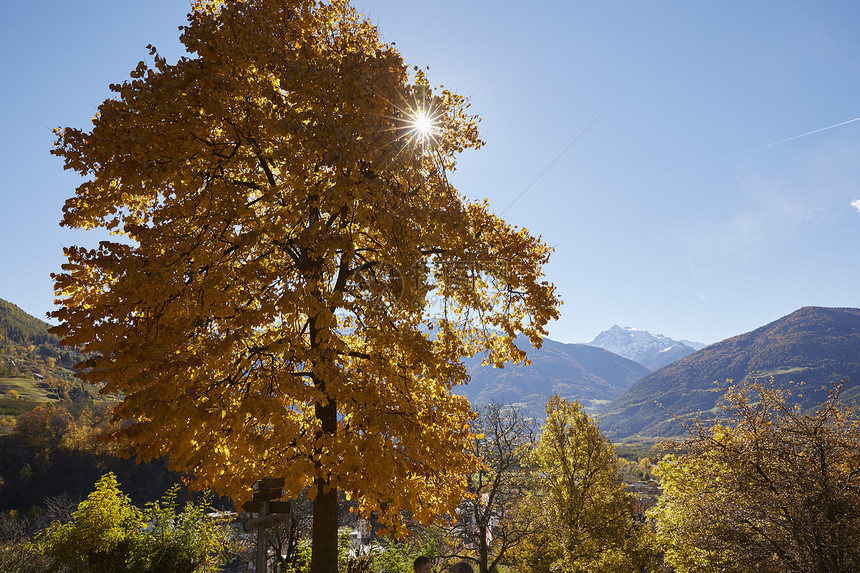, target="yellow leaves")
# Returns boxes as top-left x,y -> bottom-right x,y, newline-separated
652,379 -> 860,572
52,0 -> 559,542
